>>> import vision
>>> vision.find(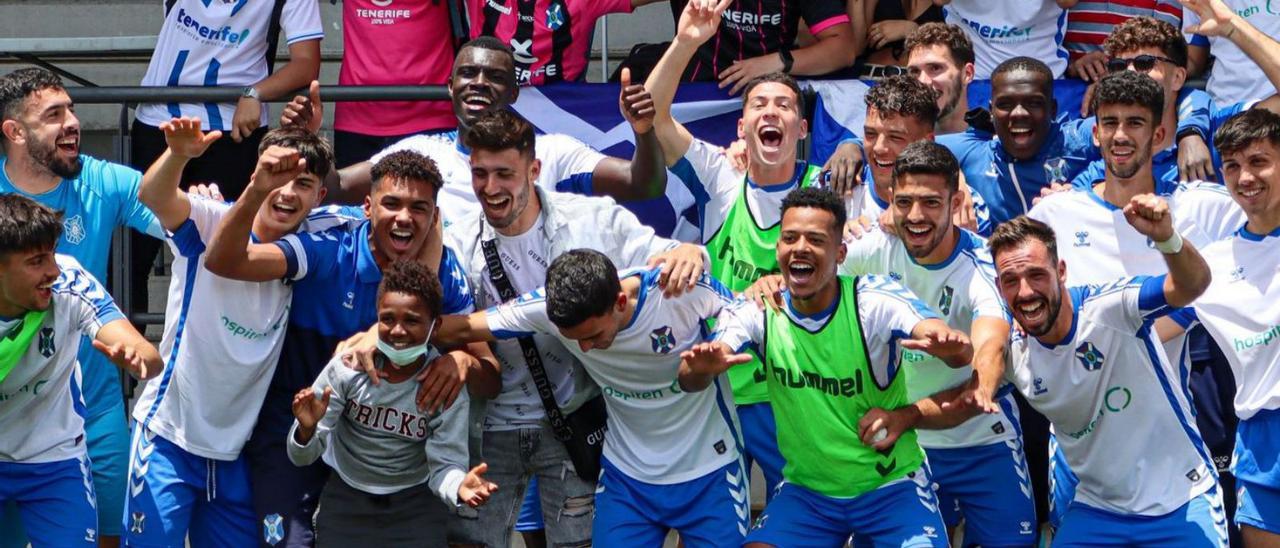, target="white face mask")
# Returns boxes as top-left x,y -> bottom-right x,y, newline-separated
376,319 -> 436,367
